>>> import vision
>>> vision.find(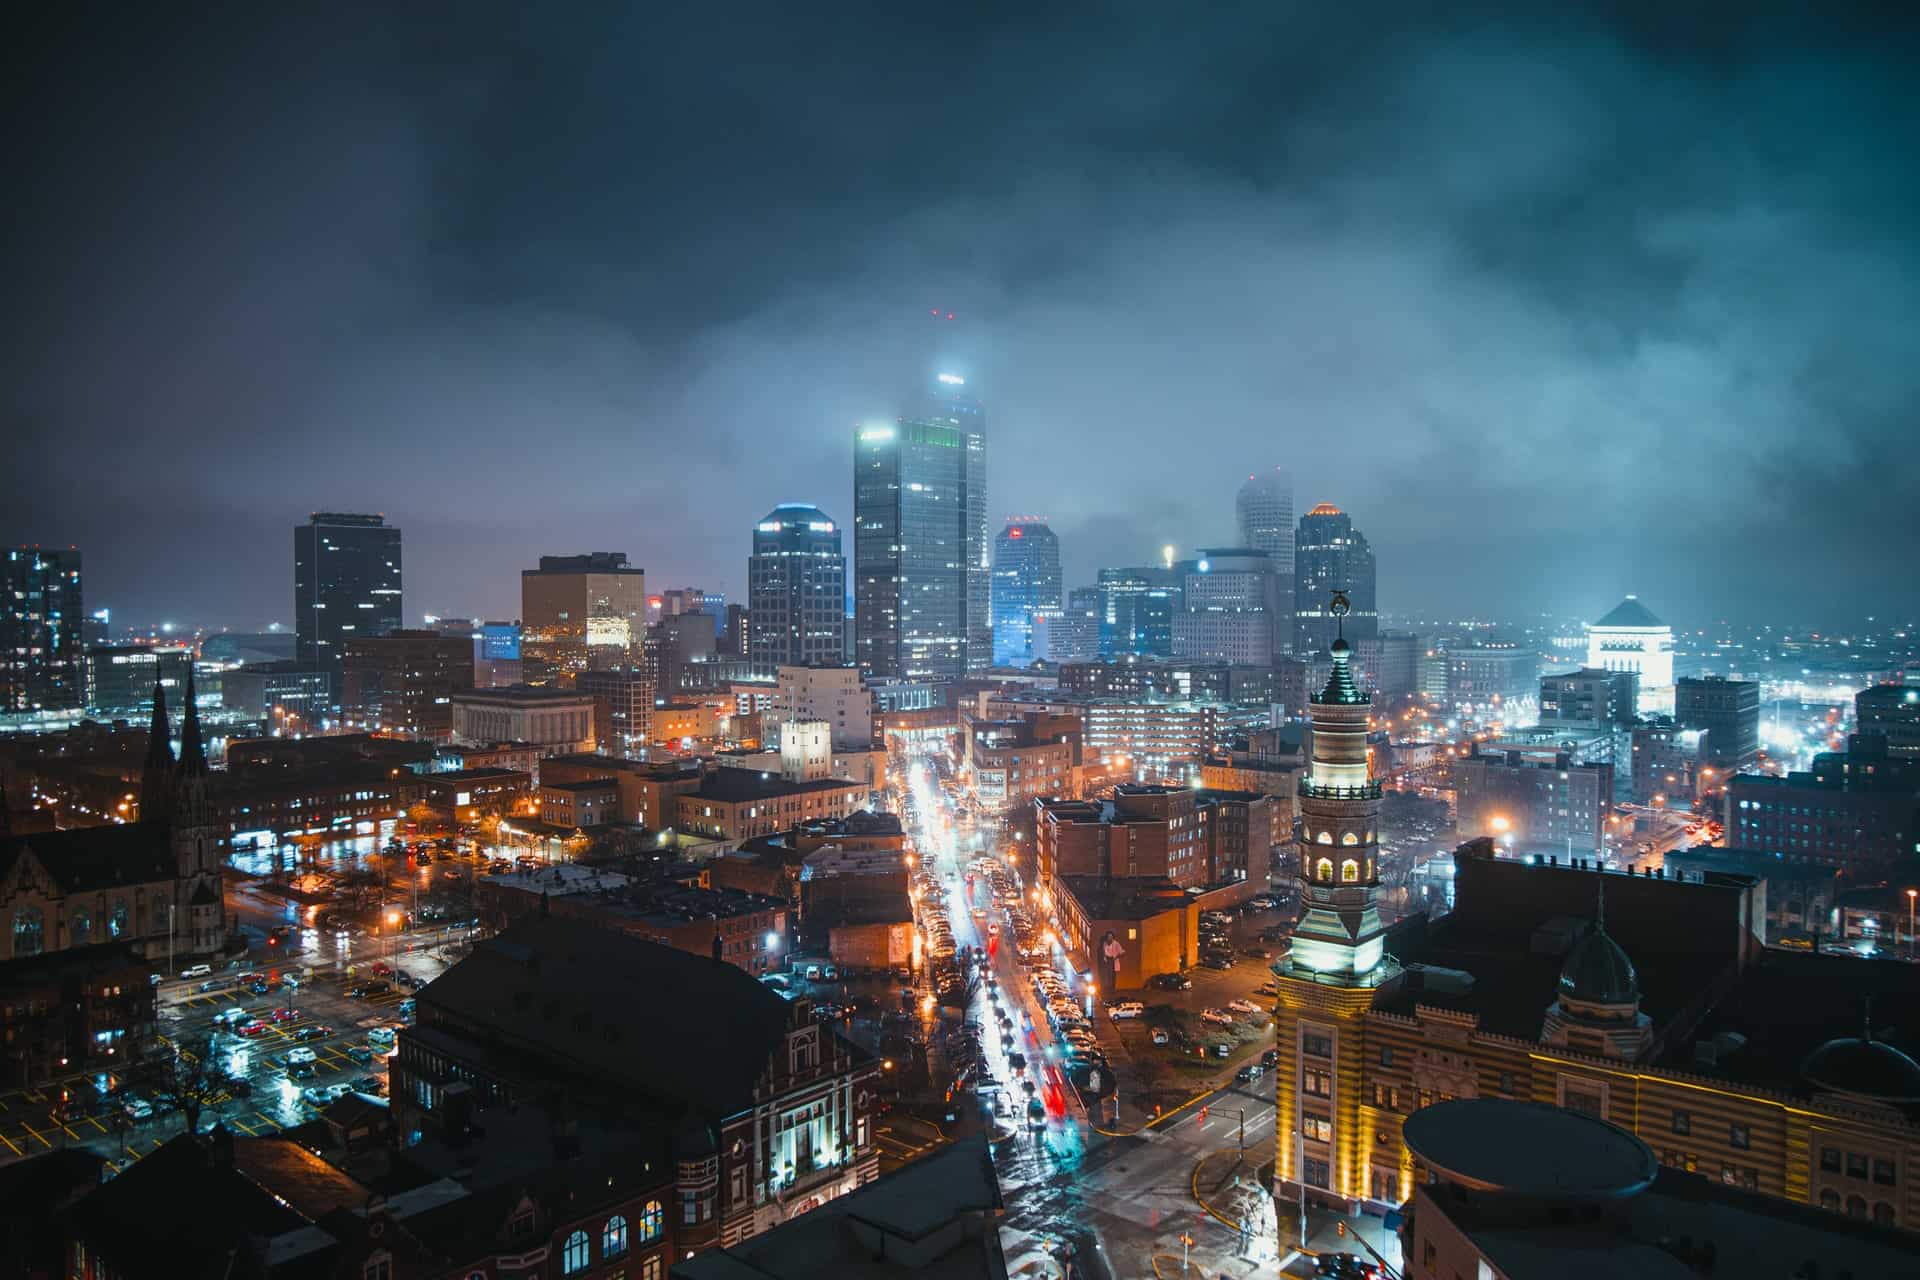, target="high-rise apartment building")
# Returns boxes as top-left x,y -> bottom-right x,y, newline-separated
2,547 -> 84,713
990,519 -> 1062,667
1236,467 -> 1295,579
1856,681 -> 1920,756
576,665 -> 654,758
1171,547 -> 1287,665
1675,675 -> 1761,770
1293,504 -> 1377,661
339,629 -> 475,739
748,504 -> 846,671
294,513 -> 401,675
519,552 -> 647,685
853,373 -> 988,682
